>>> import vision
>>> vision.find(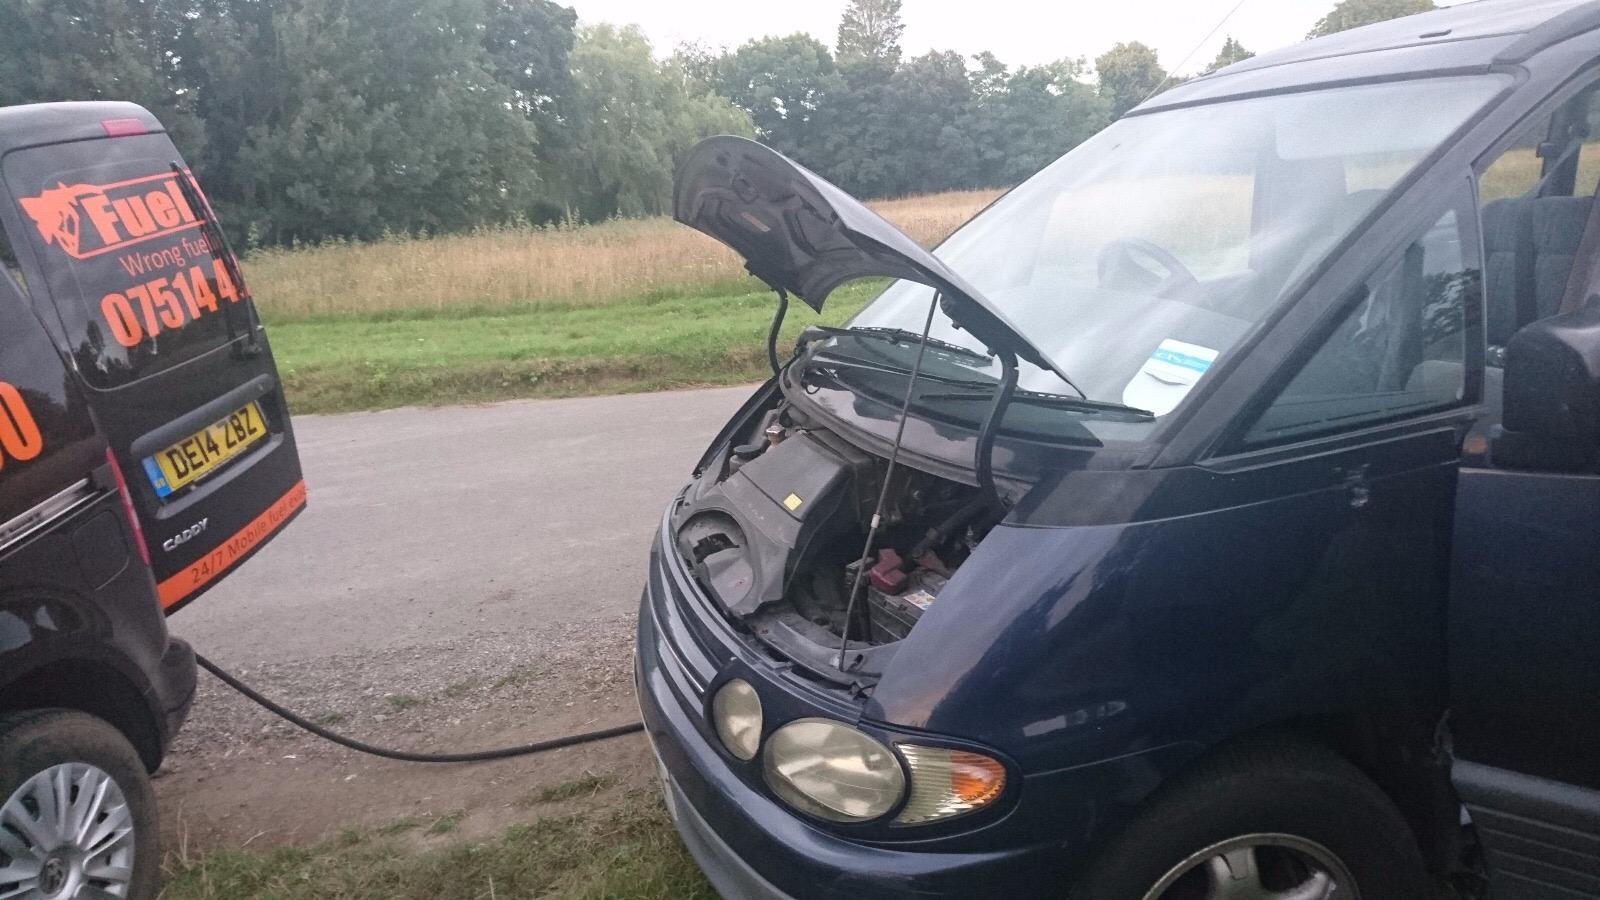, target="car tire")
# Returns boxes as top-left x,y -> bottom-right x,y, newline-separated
0,709 -> 159,900
1069,737 -> 1431,900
